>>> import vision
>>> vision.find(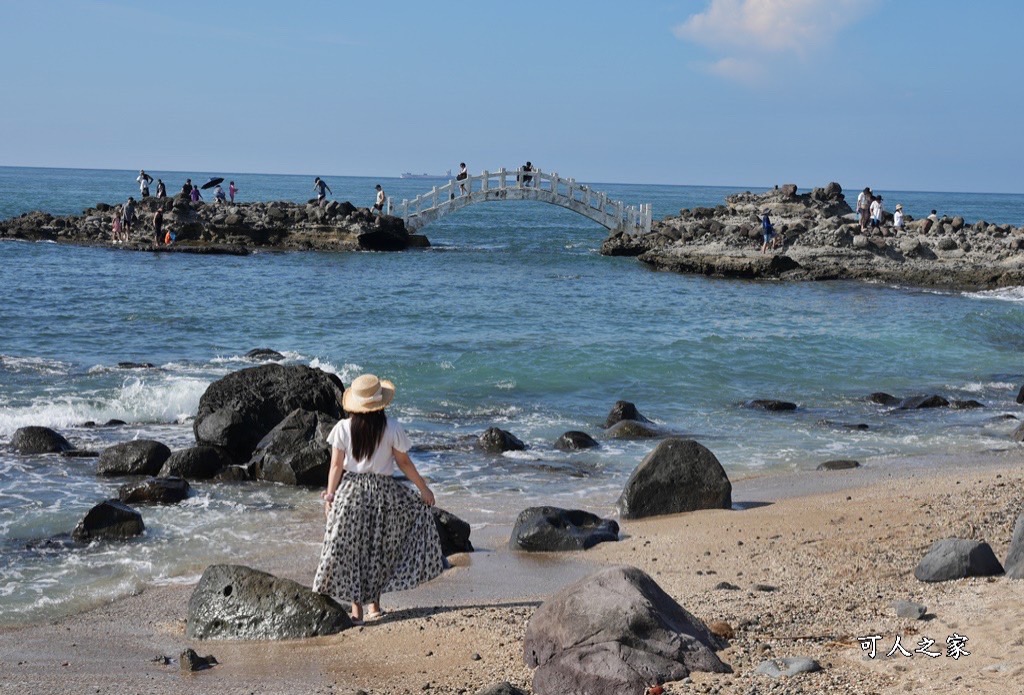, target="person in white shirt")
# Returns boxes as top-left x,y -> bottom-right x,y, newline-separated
457,162 -> 469,196
893,203 -> 905,230
869,195 -> 884,231
857,187 -> 872,232
137,170 -> 153,198
373,184 -> 386,214
313,375 -> 443,624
